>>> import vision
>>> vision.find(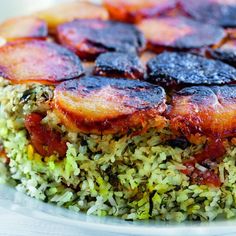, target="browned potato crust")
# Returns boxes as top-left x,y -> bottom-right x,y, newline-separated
169,85 -> 236,139
54,76 -> 167,134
